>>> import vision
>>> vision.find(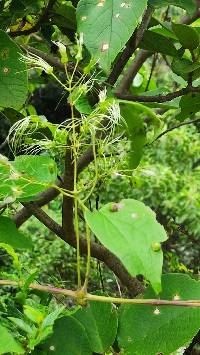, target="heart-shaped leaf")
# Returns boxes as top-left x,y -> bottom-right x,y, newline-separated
85,199 -> 168,293
0,155 -> 57,202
